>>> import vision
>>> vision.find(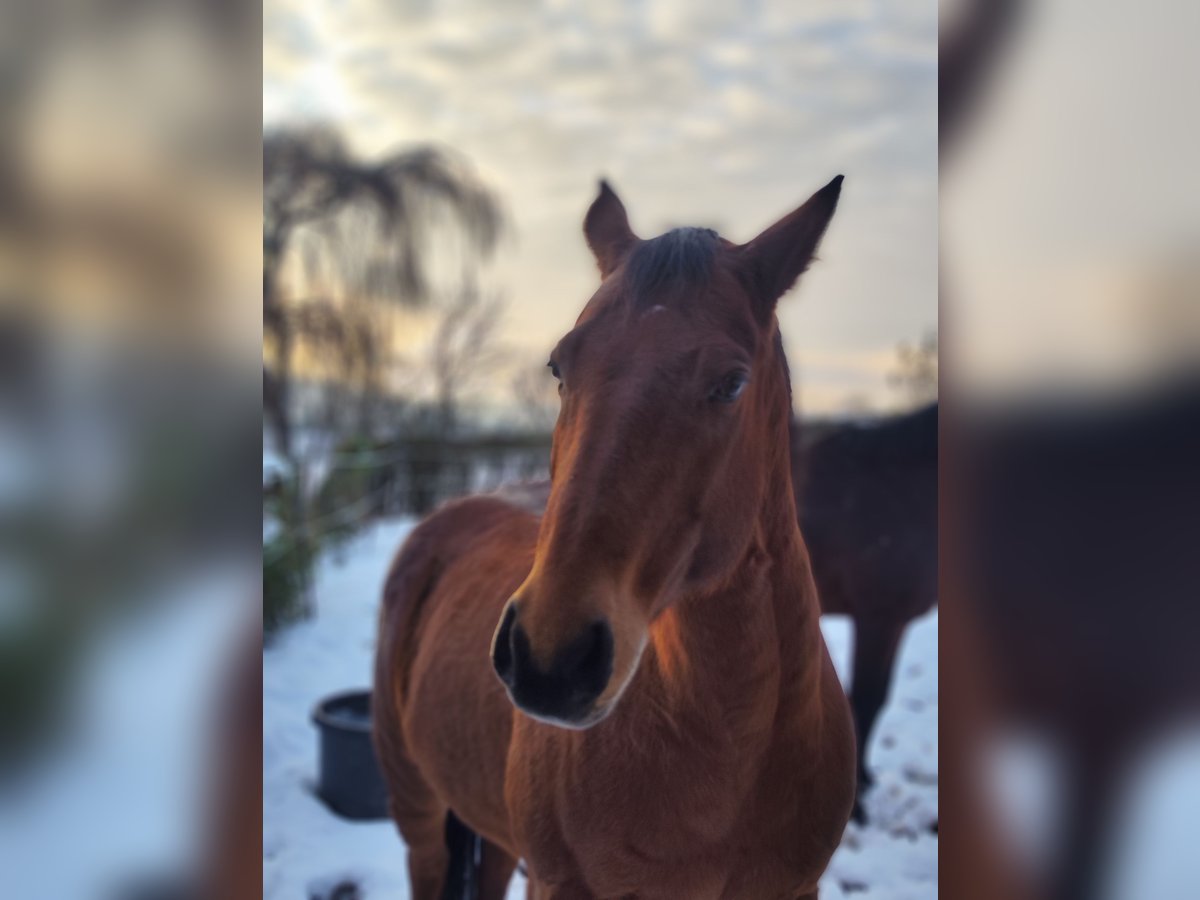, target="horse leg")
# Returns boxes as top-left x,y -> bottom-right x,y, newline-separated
432,814 -> 517,900
848,616 -> 905,822
375,730 -> 450,899
399,804 -> 452,900
1052,740 -> 1127,900
402,811 -> 451,900
477,839 -> 518,900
